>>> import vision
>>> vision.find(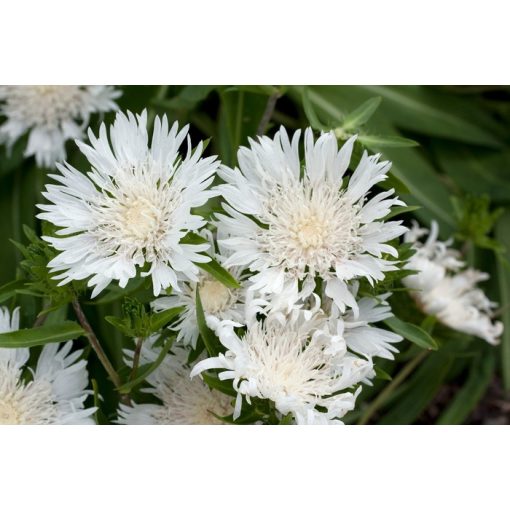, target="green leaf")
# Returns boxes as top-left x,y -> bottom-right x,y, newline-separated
383,205 -> 421,221
196,288 -> 222,357
216,90 -> 268,167
149,306 -> 184,332
152,85 -> 217,111
0,279 -> 27,304
358,134 -> 419,149
105,315 -> 134,337
181,231 -> 210,246
496,211 -> 510,391
0,321 -> 85,348
342,97 -> 381,131
374,366 -> 392,381
117,334 -> 176,394
196,259 -> 240,289
301,87 -> 329,131
431,142 -> 510,203
437,347 -> 495,424
384,316 -> 438,350
201,372 -> 237,397
360,85 -> 502,148
379,352 -> 453,424
226,85 -> 281,97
